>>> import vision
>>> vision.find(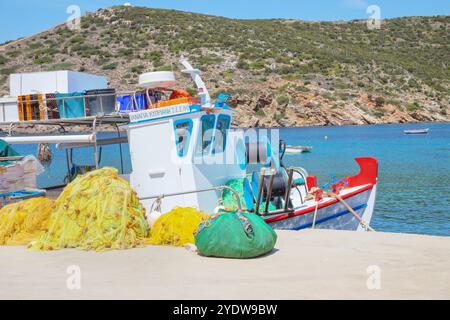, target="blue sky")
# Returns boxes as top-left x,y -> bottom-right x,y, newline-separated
1,0 -> 449,43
